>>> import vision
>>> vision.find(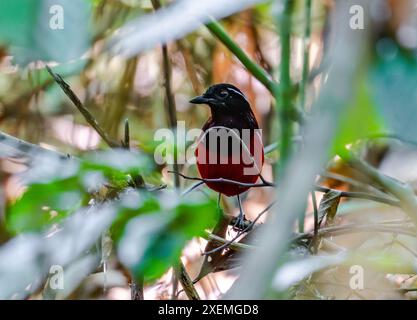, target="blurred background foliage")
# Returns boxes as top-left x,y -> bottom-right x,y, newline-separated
0,0 -> 417,300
